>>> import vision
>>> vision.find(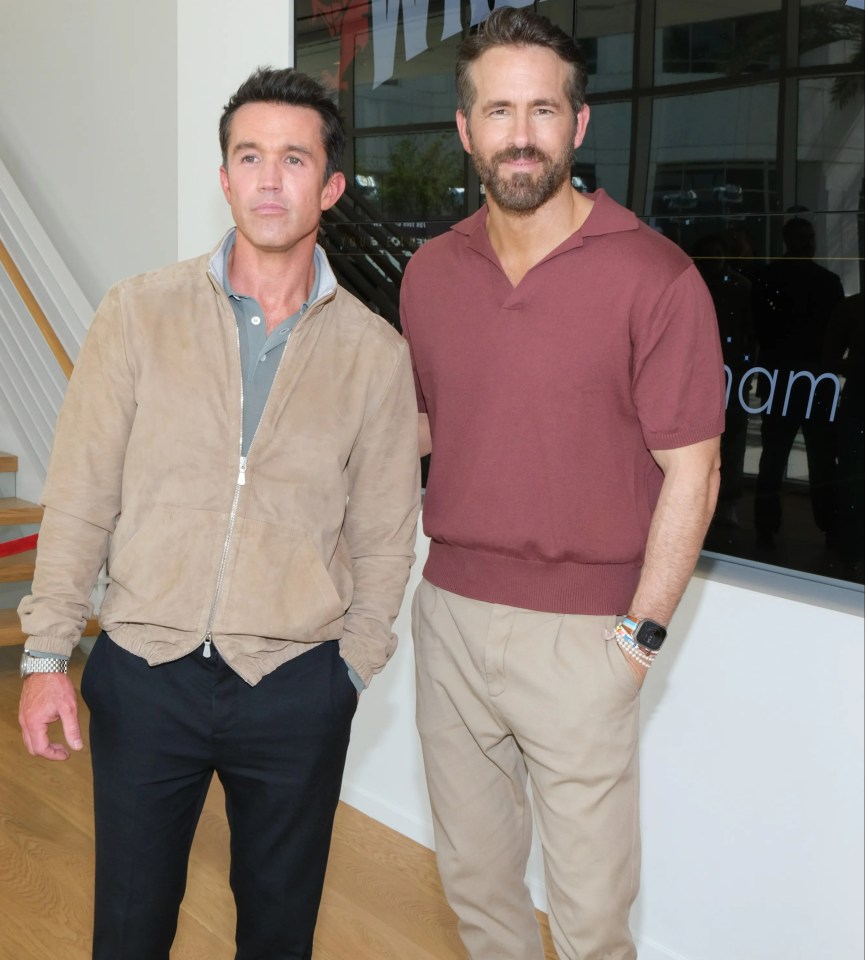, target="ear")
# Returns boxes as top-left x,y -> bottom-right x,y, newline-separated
456,110 -> 472,154
573,104 -> 590,151
320,171 -> 346,212
219,165 -> 231,204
